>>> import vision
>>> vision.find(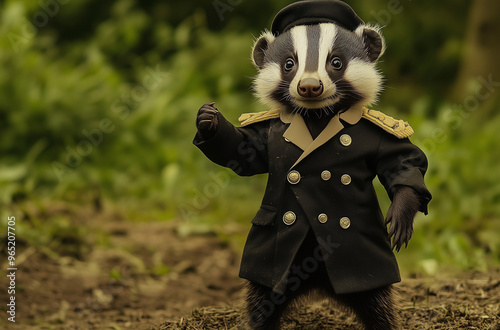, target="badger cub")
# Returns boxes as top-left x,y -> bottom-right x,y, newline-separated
194,1 -> 431,329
